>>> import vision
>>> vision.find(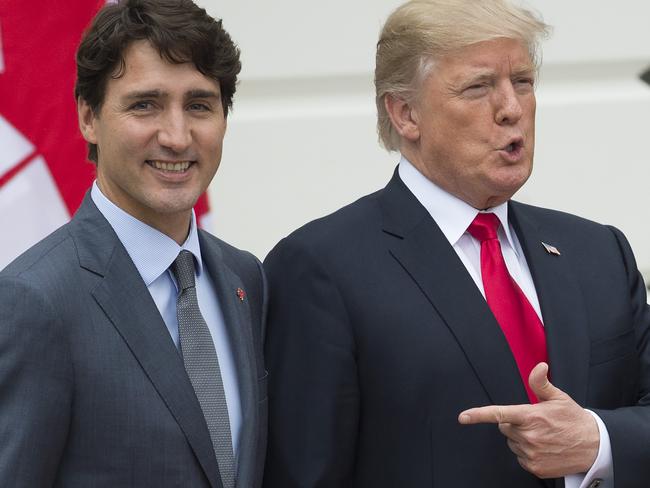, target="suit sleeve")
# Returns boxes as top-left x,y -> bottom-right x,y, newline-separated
591,226 -> 650,488
262,236 -> 359,488
0,276 -> 72,486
